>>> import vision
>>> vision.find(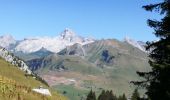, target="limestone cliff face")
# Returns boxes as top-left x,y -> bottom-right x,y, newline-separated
0,46 -> 32,74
